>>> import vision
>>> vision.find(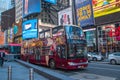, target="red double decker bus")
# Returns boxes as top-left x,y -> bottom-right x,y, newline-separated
21,25 -> 88,69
